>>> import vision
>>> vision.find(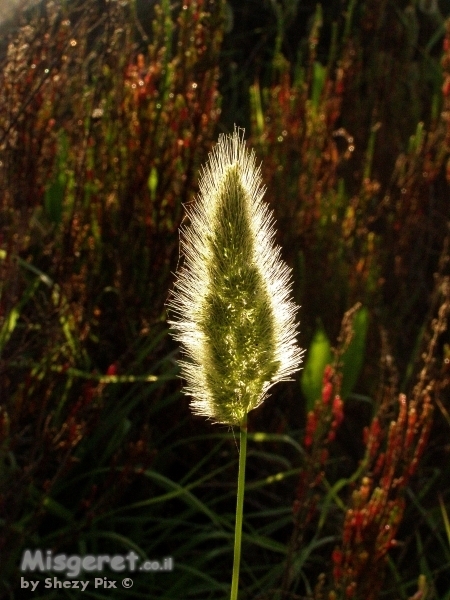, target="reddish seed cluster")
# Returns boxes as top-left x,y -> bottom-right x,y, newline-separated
304,410 -> 318,449
291,366 -> 344,535
120,0 -> 222,237
302,365 -> 344,452
327,395 -> 344,443
281,364 -> 346,594
329,393 -> 433,599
